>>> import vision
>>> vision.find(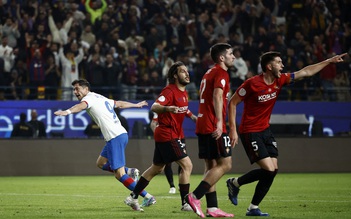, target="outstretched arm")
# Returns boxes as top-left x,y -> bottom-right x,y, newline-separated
115,100 -> 148,109
294,53 -> 347,81
54,102 -> 88,116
